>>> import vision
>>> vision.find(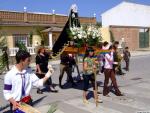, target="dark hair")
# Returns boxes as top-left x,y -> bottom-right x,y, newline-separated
125,47 -> 129,49
109,45 -> 116,50
83,47 -> 94,61
87,47 -> 94,52
2,47 -> 7,52
103,41 -> 108,46
114,41 -> 119,45
16,50 -> 31,64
